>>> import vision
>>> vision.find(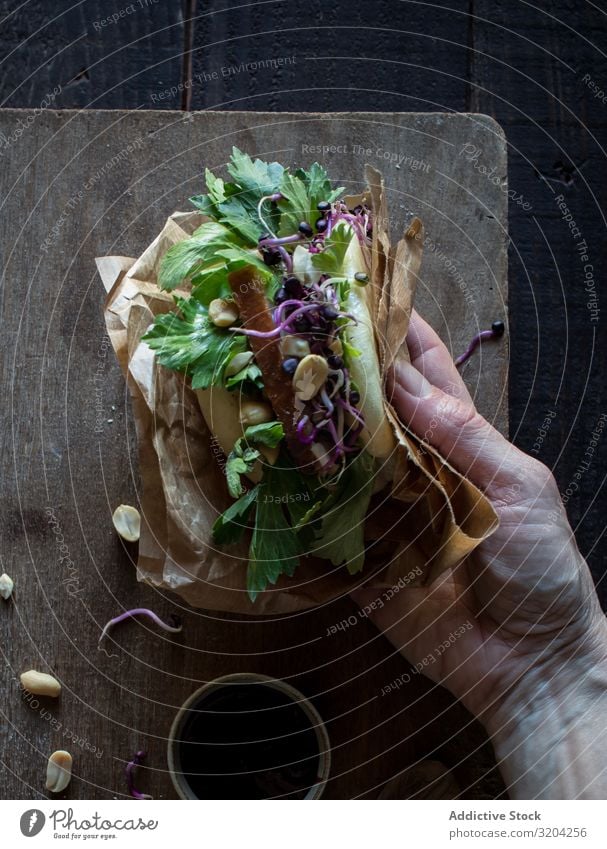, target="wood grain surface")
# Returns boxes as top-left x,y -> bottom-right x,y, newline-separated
0,108 -> 507,800
0,0 -> 604,606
